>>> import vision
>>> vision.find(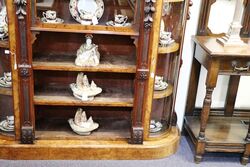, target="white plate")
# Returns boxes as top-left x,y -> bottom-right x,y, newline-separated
69,0 -> 104,25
